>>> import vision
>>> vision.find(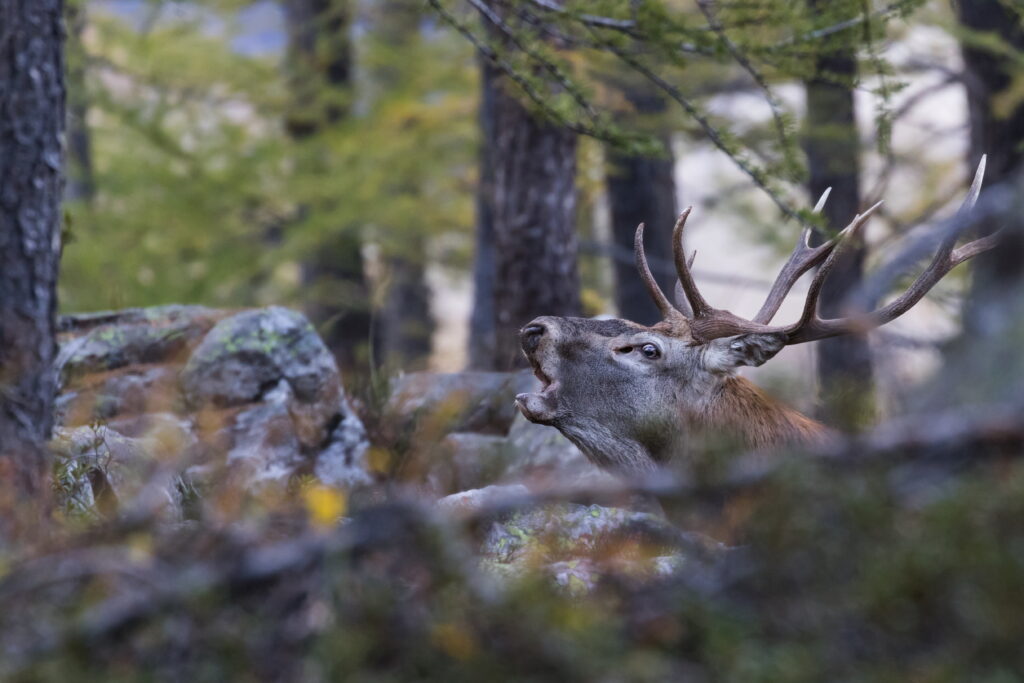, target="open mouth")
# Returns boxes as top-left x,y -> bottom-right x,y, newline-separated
516,357 -> 560,423
524,352 -> 558,396
532,365 -> 553,392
